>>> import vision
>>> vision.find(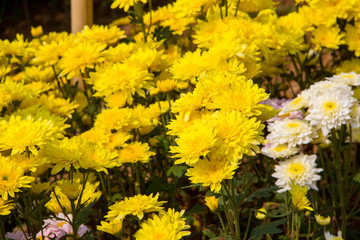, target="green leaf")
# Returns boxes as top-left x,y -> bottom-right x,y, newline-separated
146,176 -> 168,194
250,218 -> 288,240
153,26 -> 171,42
185,205 -> 206,215
181,183 -> 202,189
203,226 -> 217,239
154,135 -> 170,152
77,201 -> 95,225
354,172 -> 360,182
245,186 -> 279,203
110,193 -> 122,203
166,165 -> 187,177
